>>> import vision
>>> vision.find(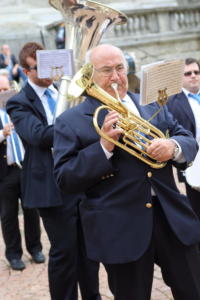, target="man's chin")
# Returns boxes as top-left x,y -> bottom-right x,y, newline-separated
41,79 -> 53,86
